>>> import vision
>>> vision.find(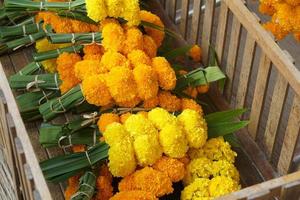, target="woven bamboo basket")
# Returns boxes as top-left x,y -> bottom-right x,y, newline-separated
0,0 -> 300,199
